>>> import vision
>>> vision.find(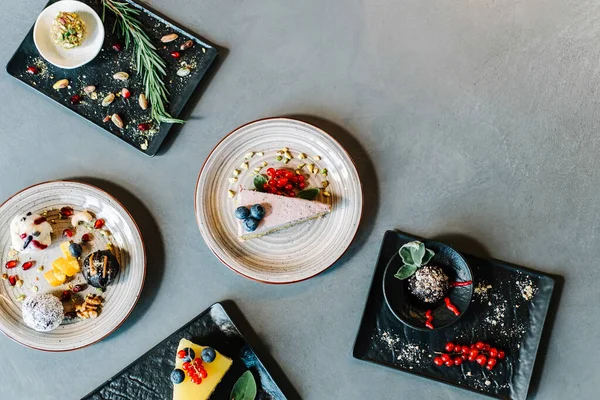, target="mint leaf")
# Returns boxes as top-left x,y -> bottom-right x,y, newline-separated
422,249 -> 435,265
394,264 -> 418,280
297,188 -> 320,200
253,175 -> 268,192
230,371 -> 257,400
